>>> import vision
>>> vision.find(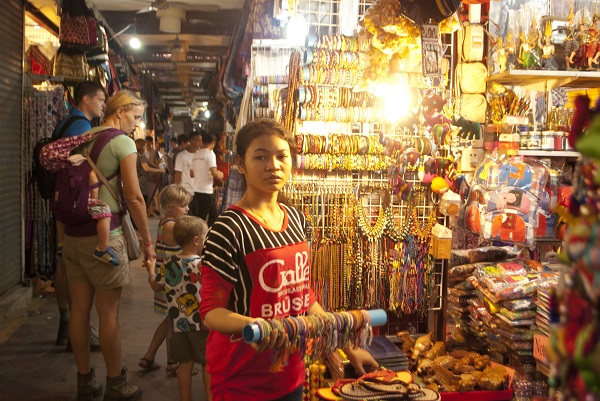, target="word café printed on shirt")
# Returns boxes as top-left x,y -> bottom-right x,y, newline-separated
245,243 -> 312,319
